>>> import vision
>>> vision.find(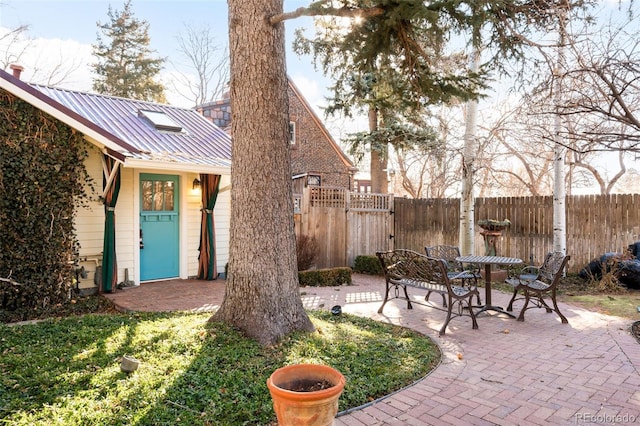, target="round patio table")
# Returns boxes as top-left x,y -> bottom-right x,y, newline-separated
455,255 -> 523,317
